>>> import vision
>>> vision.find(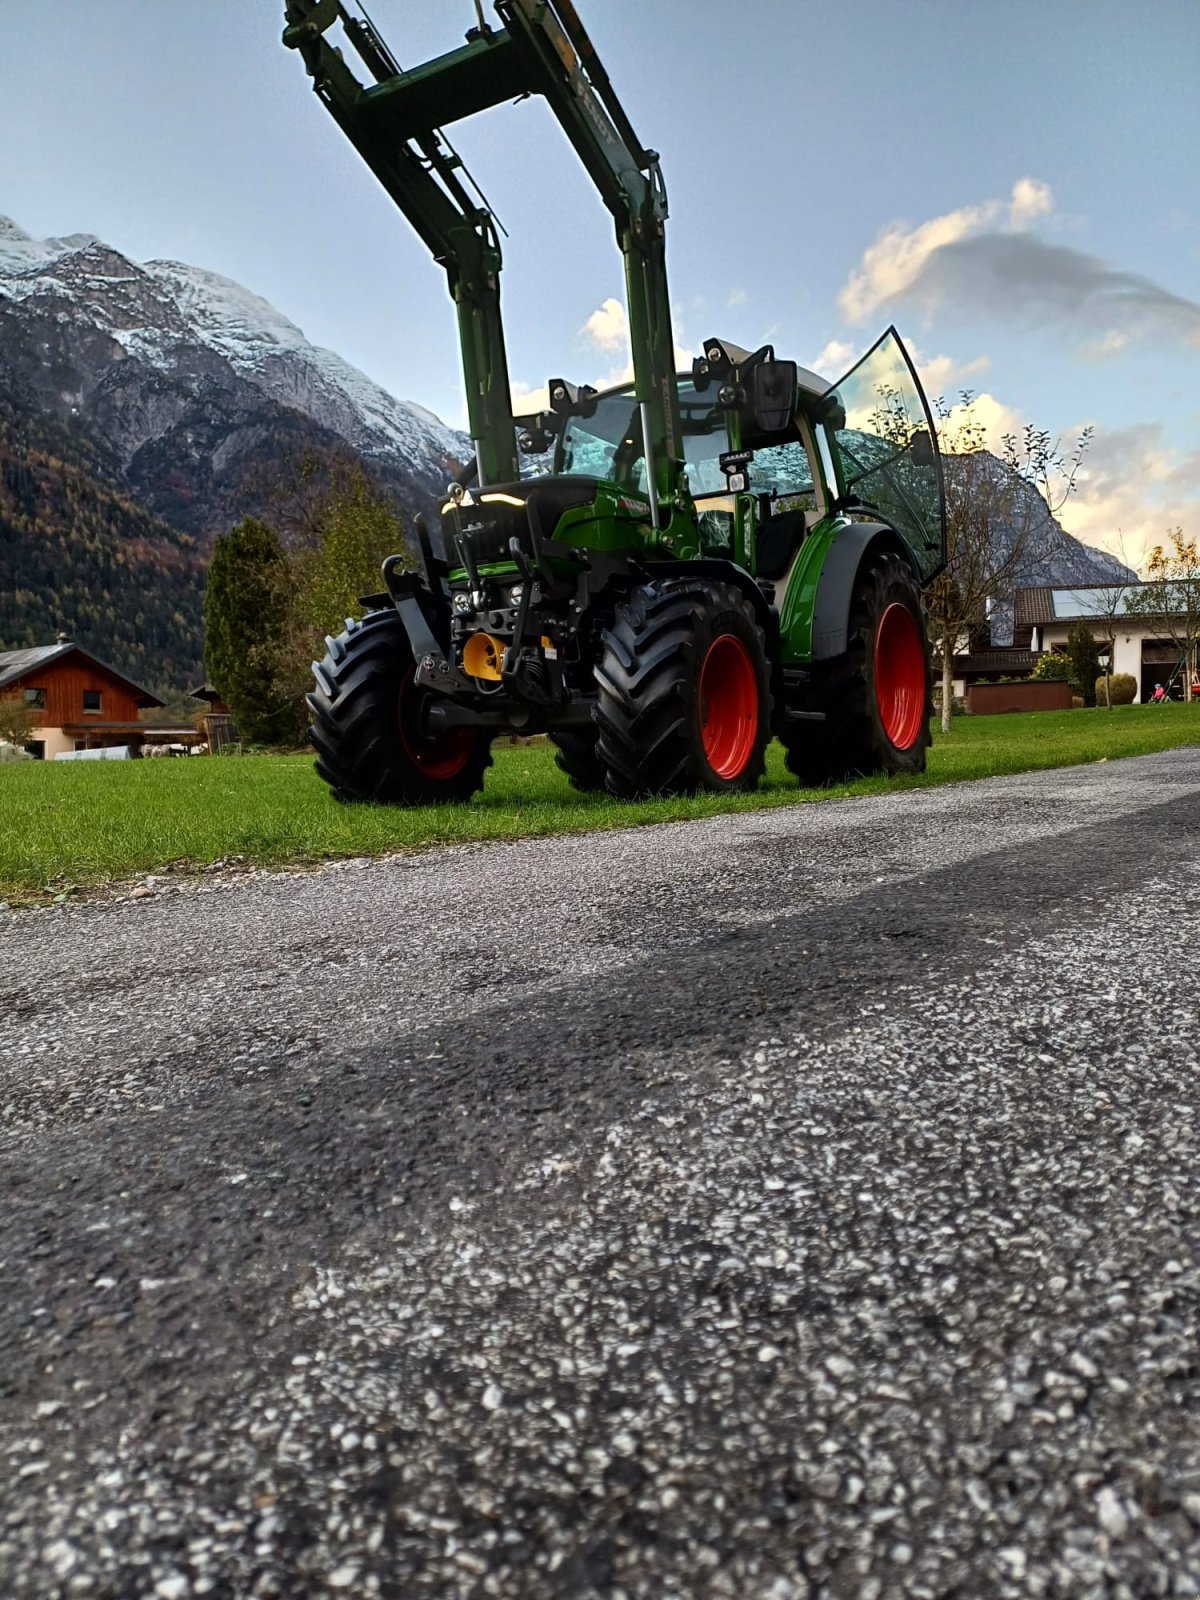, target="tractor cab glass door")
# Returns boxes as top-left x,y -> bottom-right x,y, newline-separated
677,380 -> 736,556
823,328 -> 946,582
